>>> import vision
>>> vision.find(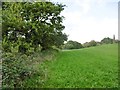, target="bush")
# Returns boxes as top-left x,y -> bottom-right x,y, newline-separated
64,40 -> 83,49
2,48 -> 58,88
83,40 -> 97,47
83,42 -> 90,47
2,53 -> 38,88
89,40 -> 97,46
101,37 -> 113,44
2,53 -> 32,87
2,41 -> 11,52
64,43 -> 74,49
